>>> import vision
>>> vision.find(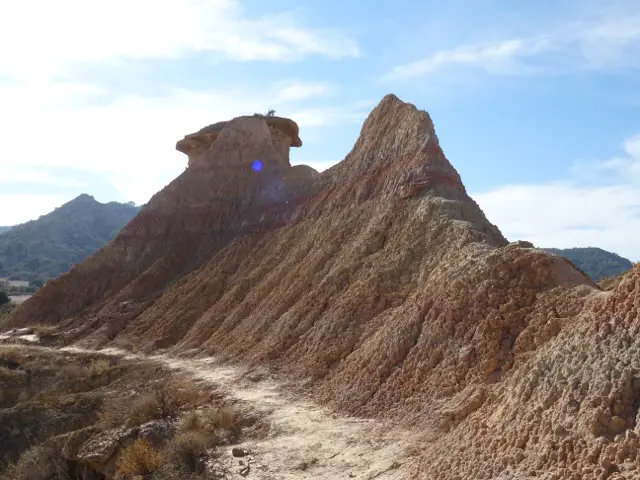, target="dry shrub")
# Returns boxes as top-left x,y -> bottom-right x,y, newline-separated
0,444 -> 64,480
127,393 -> 162,427
98,397 -> 128,429
32,325 -> 57,339
0,346 -> 25,365
88,359 -> 111,377
124,382 -> 198,427
115,438 -> 165,479
0,366 -> 23,383
60,364 -> 89,379
167,431 -> 212,474
204,407 -> 240,434
180,409 -> 202,432
154,383 -> 191,418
